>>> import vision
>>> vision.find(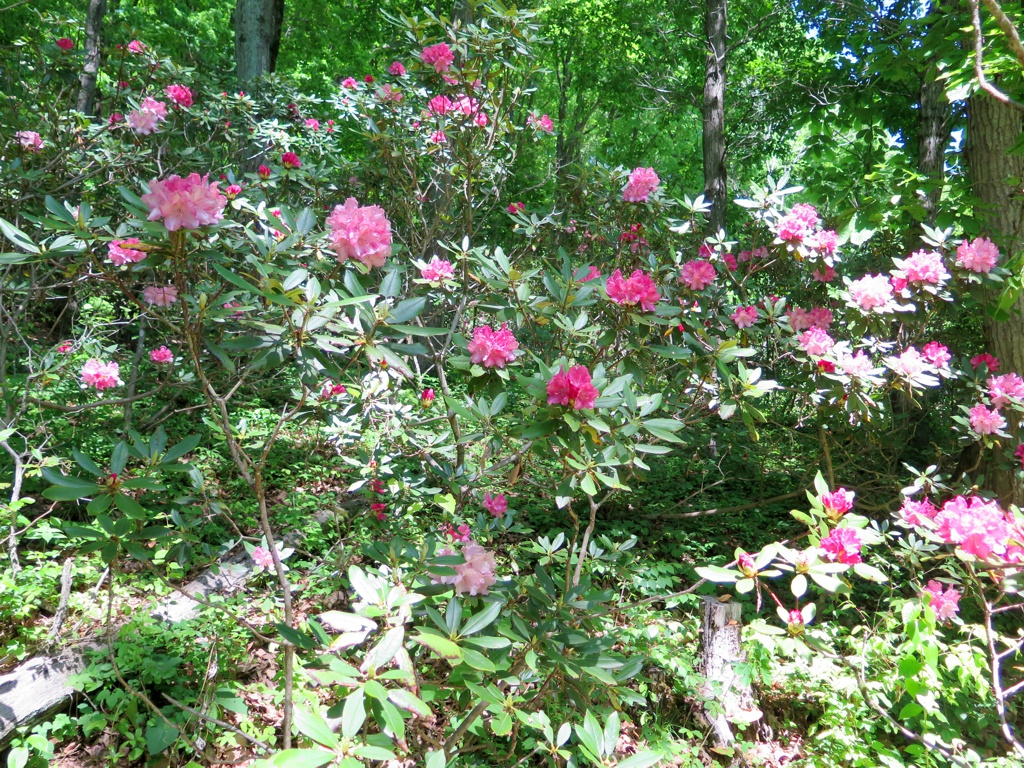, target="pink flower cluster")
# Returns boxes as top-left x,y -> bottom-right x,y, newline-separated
821,488 -> 854,518
128,96 -> 168,134
429,94 -> 454,115
388,61 -> 406,76
813,265 -> 837,283
899,497 -> 938,526
605,269 -> 660,311
547,365 -> 599,410
970,353 -> 1000,372
127,39 -> 146,54
893,250 -> 949,286
922,580 -> 961,620
680,259 -> 716,291
838,351 -> 874,378
81,359 -> 122,390
143,285 -> 178,307
988,373 -> 1024,408
776,203 -> 820,243
281,152 -> 301,169
468,324 -> 519,368
849,274 -> 894,312
142,173 -> 227,231
798,327 -> 834,357
420,257 -> 455,283
956,237 -> 1000,273
922,341 -> 951,369
421,43 -> 455,73
933,495 -> 1024,562
165,84 -> 193,107
527,112 -> 554,133
107,238 -> 146,266
252,546 -> 275,570
819,527 -> 863,564
622,167 -> 660,203
807,229 -> 838,255
16,131 -> 43,151
326,198 -> 393,268
434,541 -> 498,595
731,305 -> 758,329
149,346 -> 173,364
786,306 -> 832,332
969,404 -> 1005,435
483,492 -> 507,518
